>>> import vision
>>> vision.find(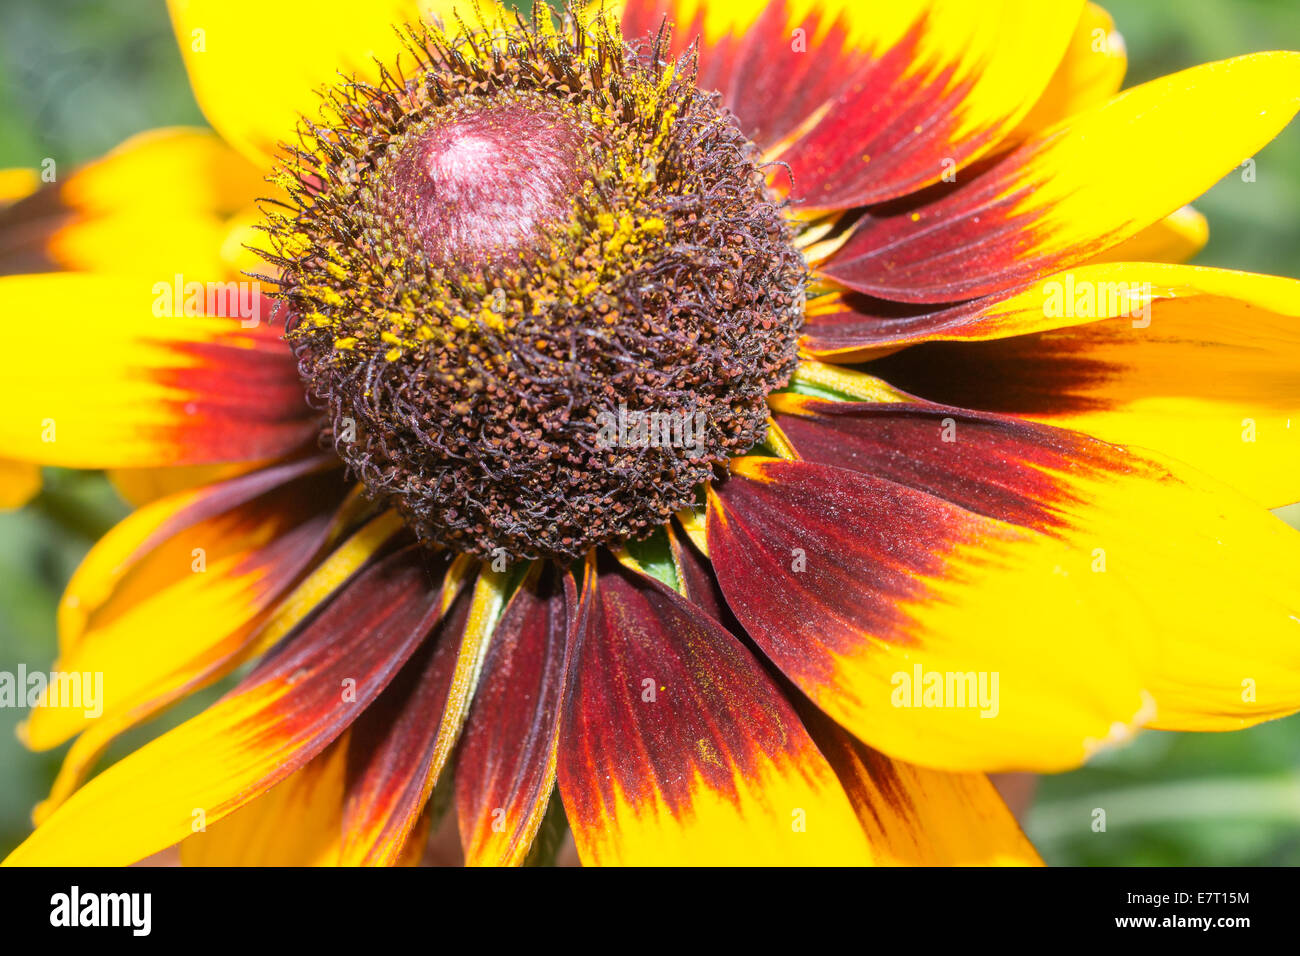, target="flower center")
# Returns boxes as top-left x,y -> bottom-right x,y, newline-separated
382,97 -> 593,267
267,9 -> 805,560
